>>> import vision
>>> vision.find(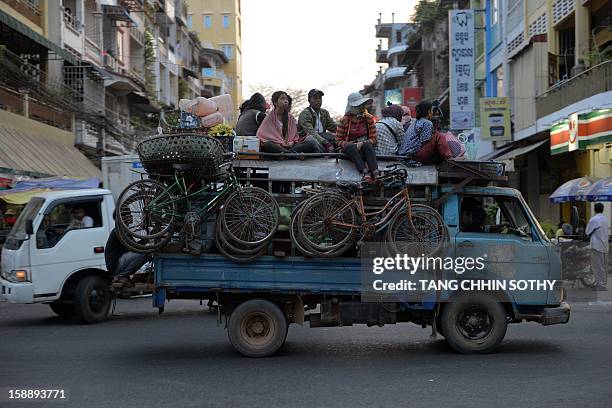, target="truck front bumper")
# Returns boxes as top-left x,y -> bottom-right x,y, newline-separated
540,301 -> 570,326
0,278 -> 34,303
